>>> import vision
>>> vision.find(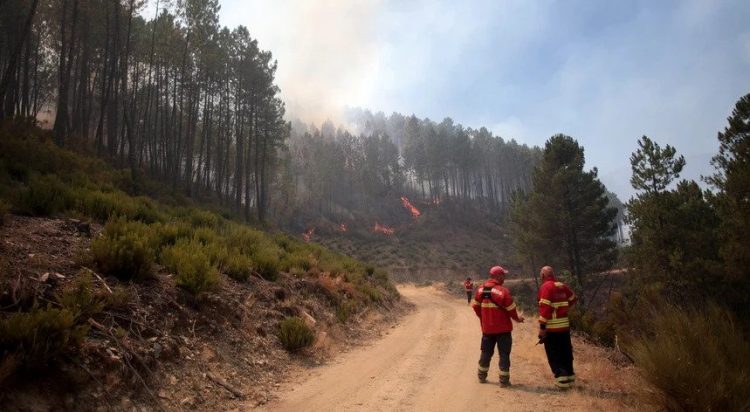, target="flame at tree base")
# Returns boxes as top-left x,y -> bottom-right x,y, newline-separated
373,222 -> 395,236
400,196 -> 421,218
